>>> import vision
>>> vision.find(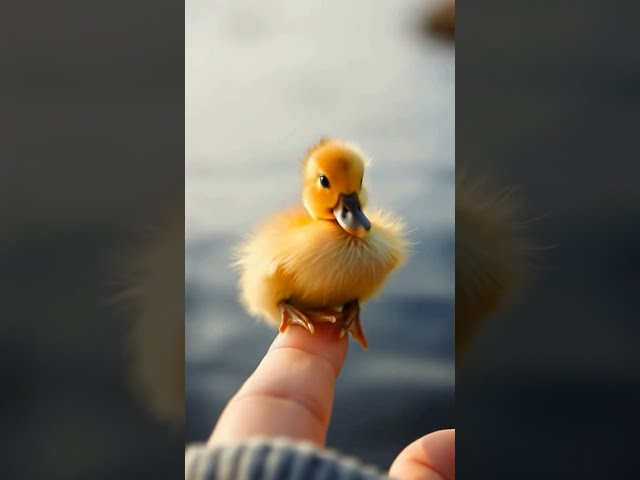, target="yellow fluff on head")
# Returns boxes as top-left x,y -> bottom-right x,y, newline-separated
233,138 -> 408,349
455,170 -> 529,359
